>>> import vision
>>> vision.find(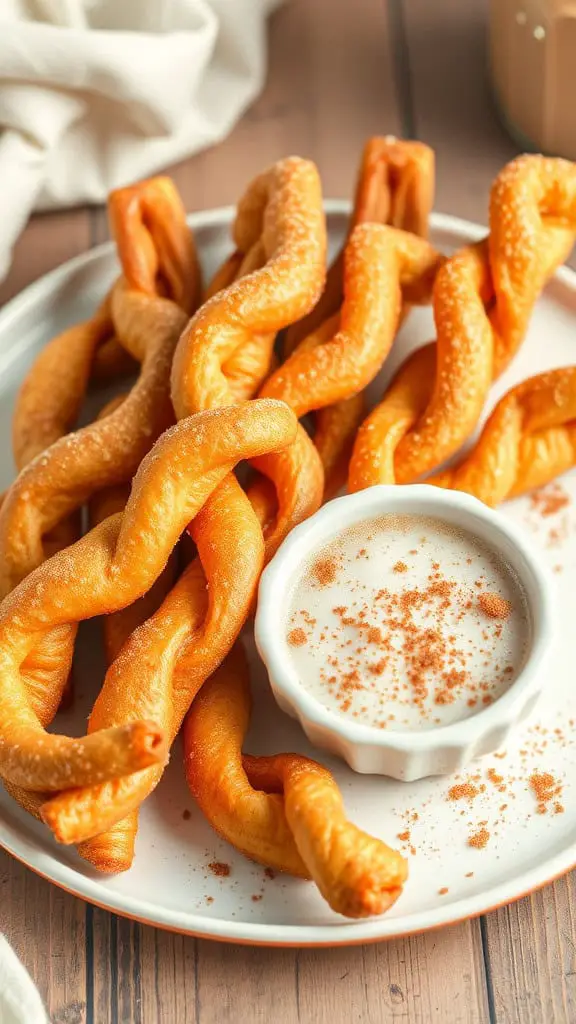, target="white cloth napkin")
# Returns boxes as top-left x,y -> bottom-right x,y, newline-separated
0,935 -> 48,1024
0,0 -> 281,281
